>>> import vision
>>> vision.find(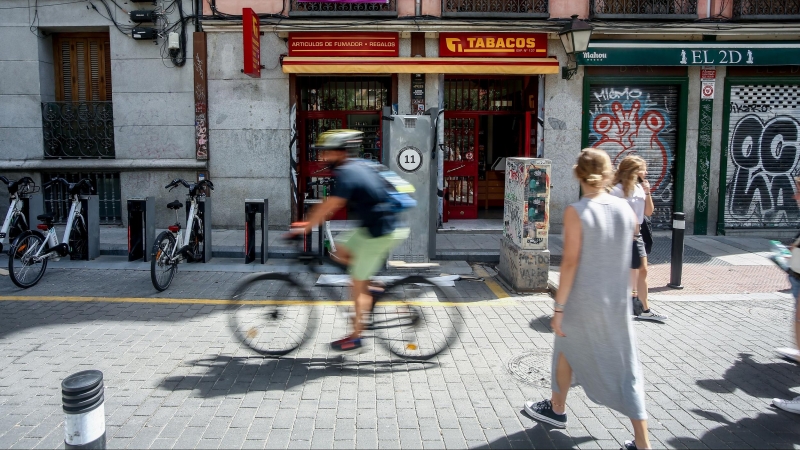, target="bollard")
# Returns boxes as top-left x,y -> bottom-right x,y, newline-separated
62,370 -> 105,449
667,212 -> 685,289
